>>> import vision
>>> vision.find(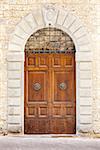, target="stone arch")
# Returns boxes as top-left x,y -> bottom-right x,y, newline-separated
7,4 -> 92,133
